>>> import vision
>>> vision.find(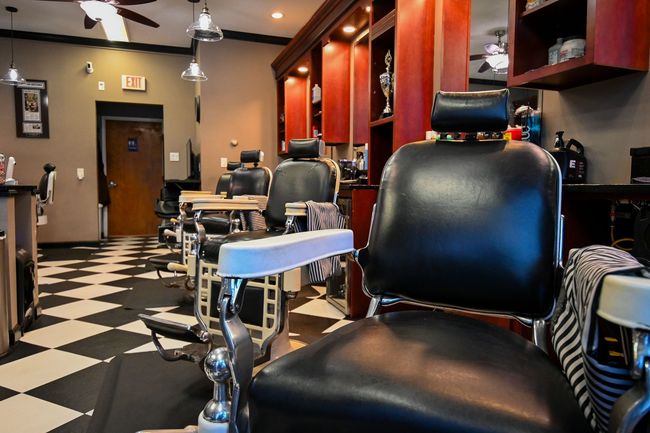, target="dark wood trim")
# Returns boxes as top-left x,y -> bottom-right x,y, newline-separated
469,78 -> 508,86
0,28 -> 290,55
271,0 -> 360,78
